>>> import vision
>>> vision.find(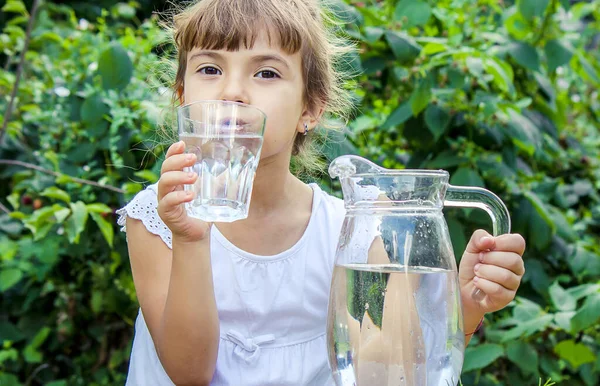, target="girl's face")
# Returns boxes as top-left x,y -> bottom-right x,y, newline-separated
183,30 -> 313,161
